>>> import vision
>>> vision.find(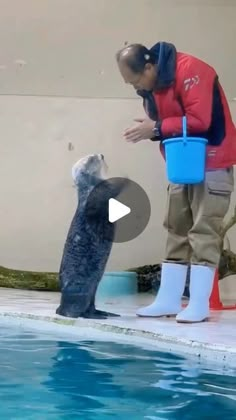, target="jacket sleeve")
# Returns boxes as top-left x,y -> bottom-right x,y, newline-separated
160,59 -> 216,138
